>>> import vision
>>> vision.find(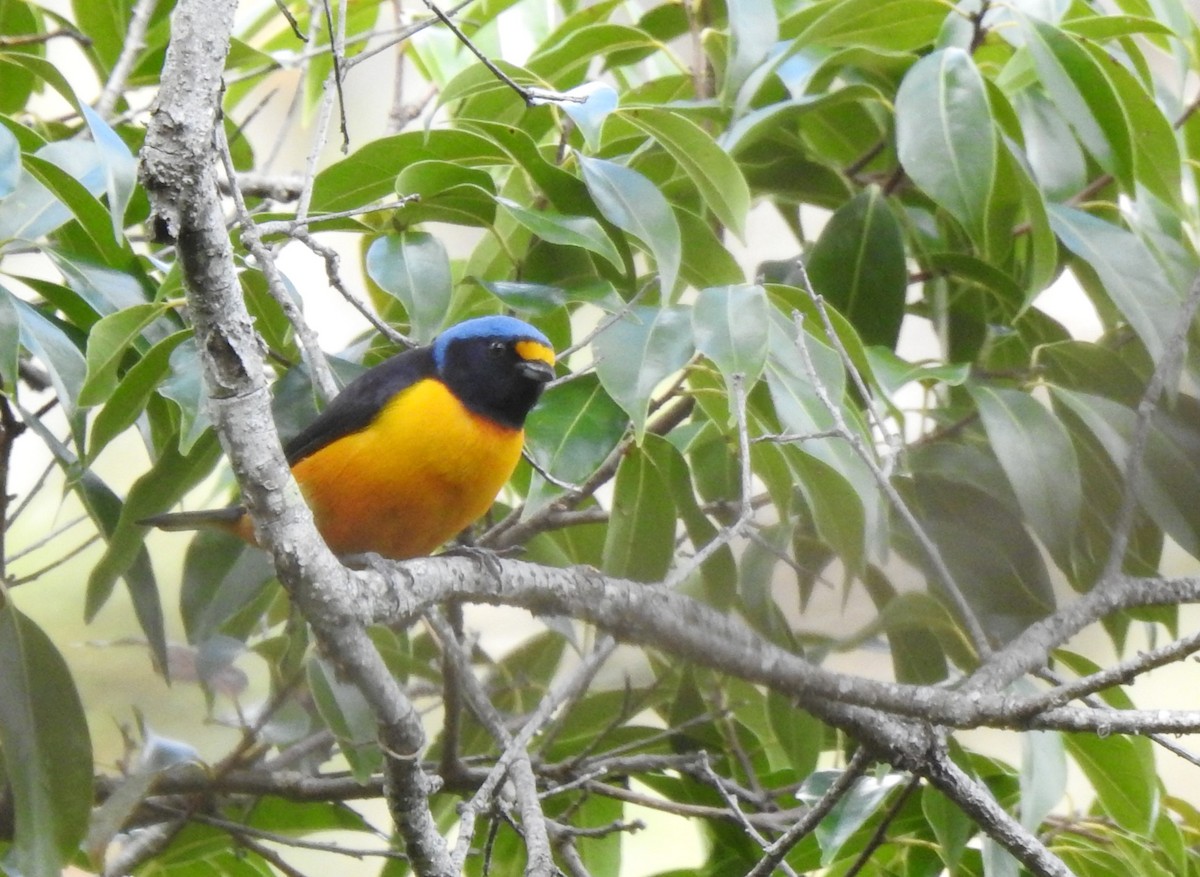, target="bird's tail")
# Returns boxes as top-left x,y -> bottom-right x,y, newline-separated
139,506 -> 252,540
